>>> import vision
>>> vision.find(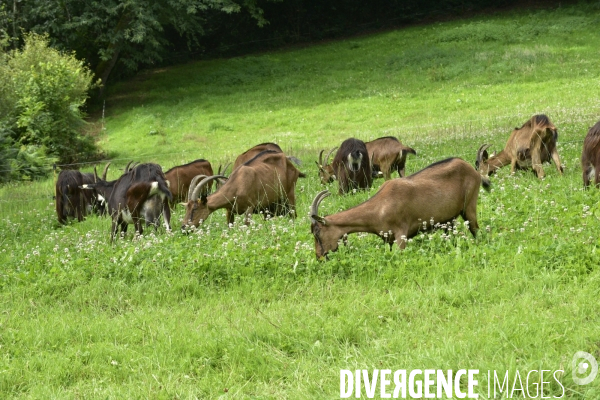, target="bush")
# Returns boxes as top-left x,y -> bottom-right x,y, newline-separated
0,33 -> 99,181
